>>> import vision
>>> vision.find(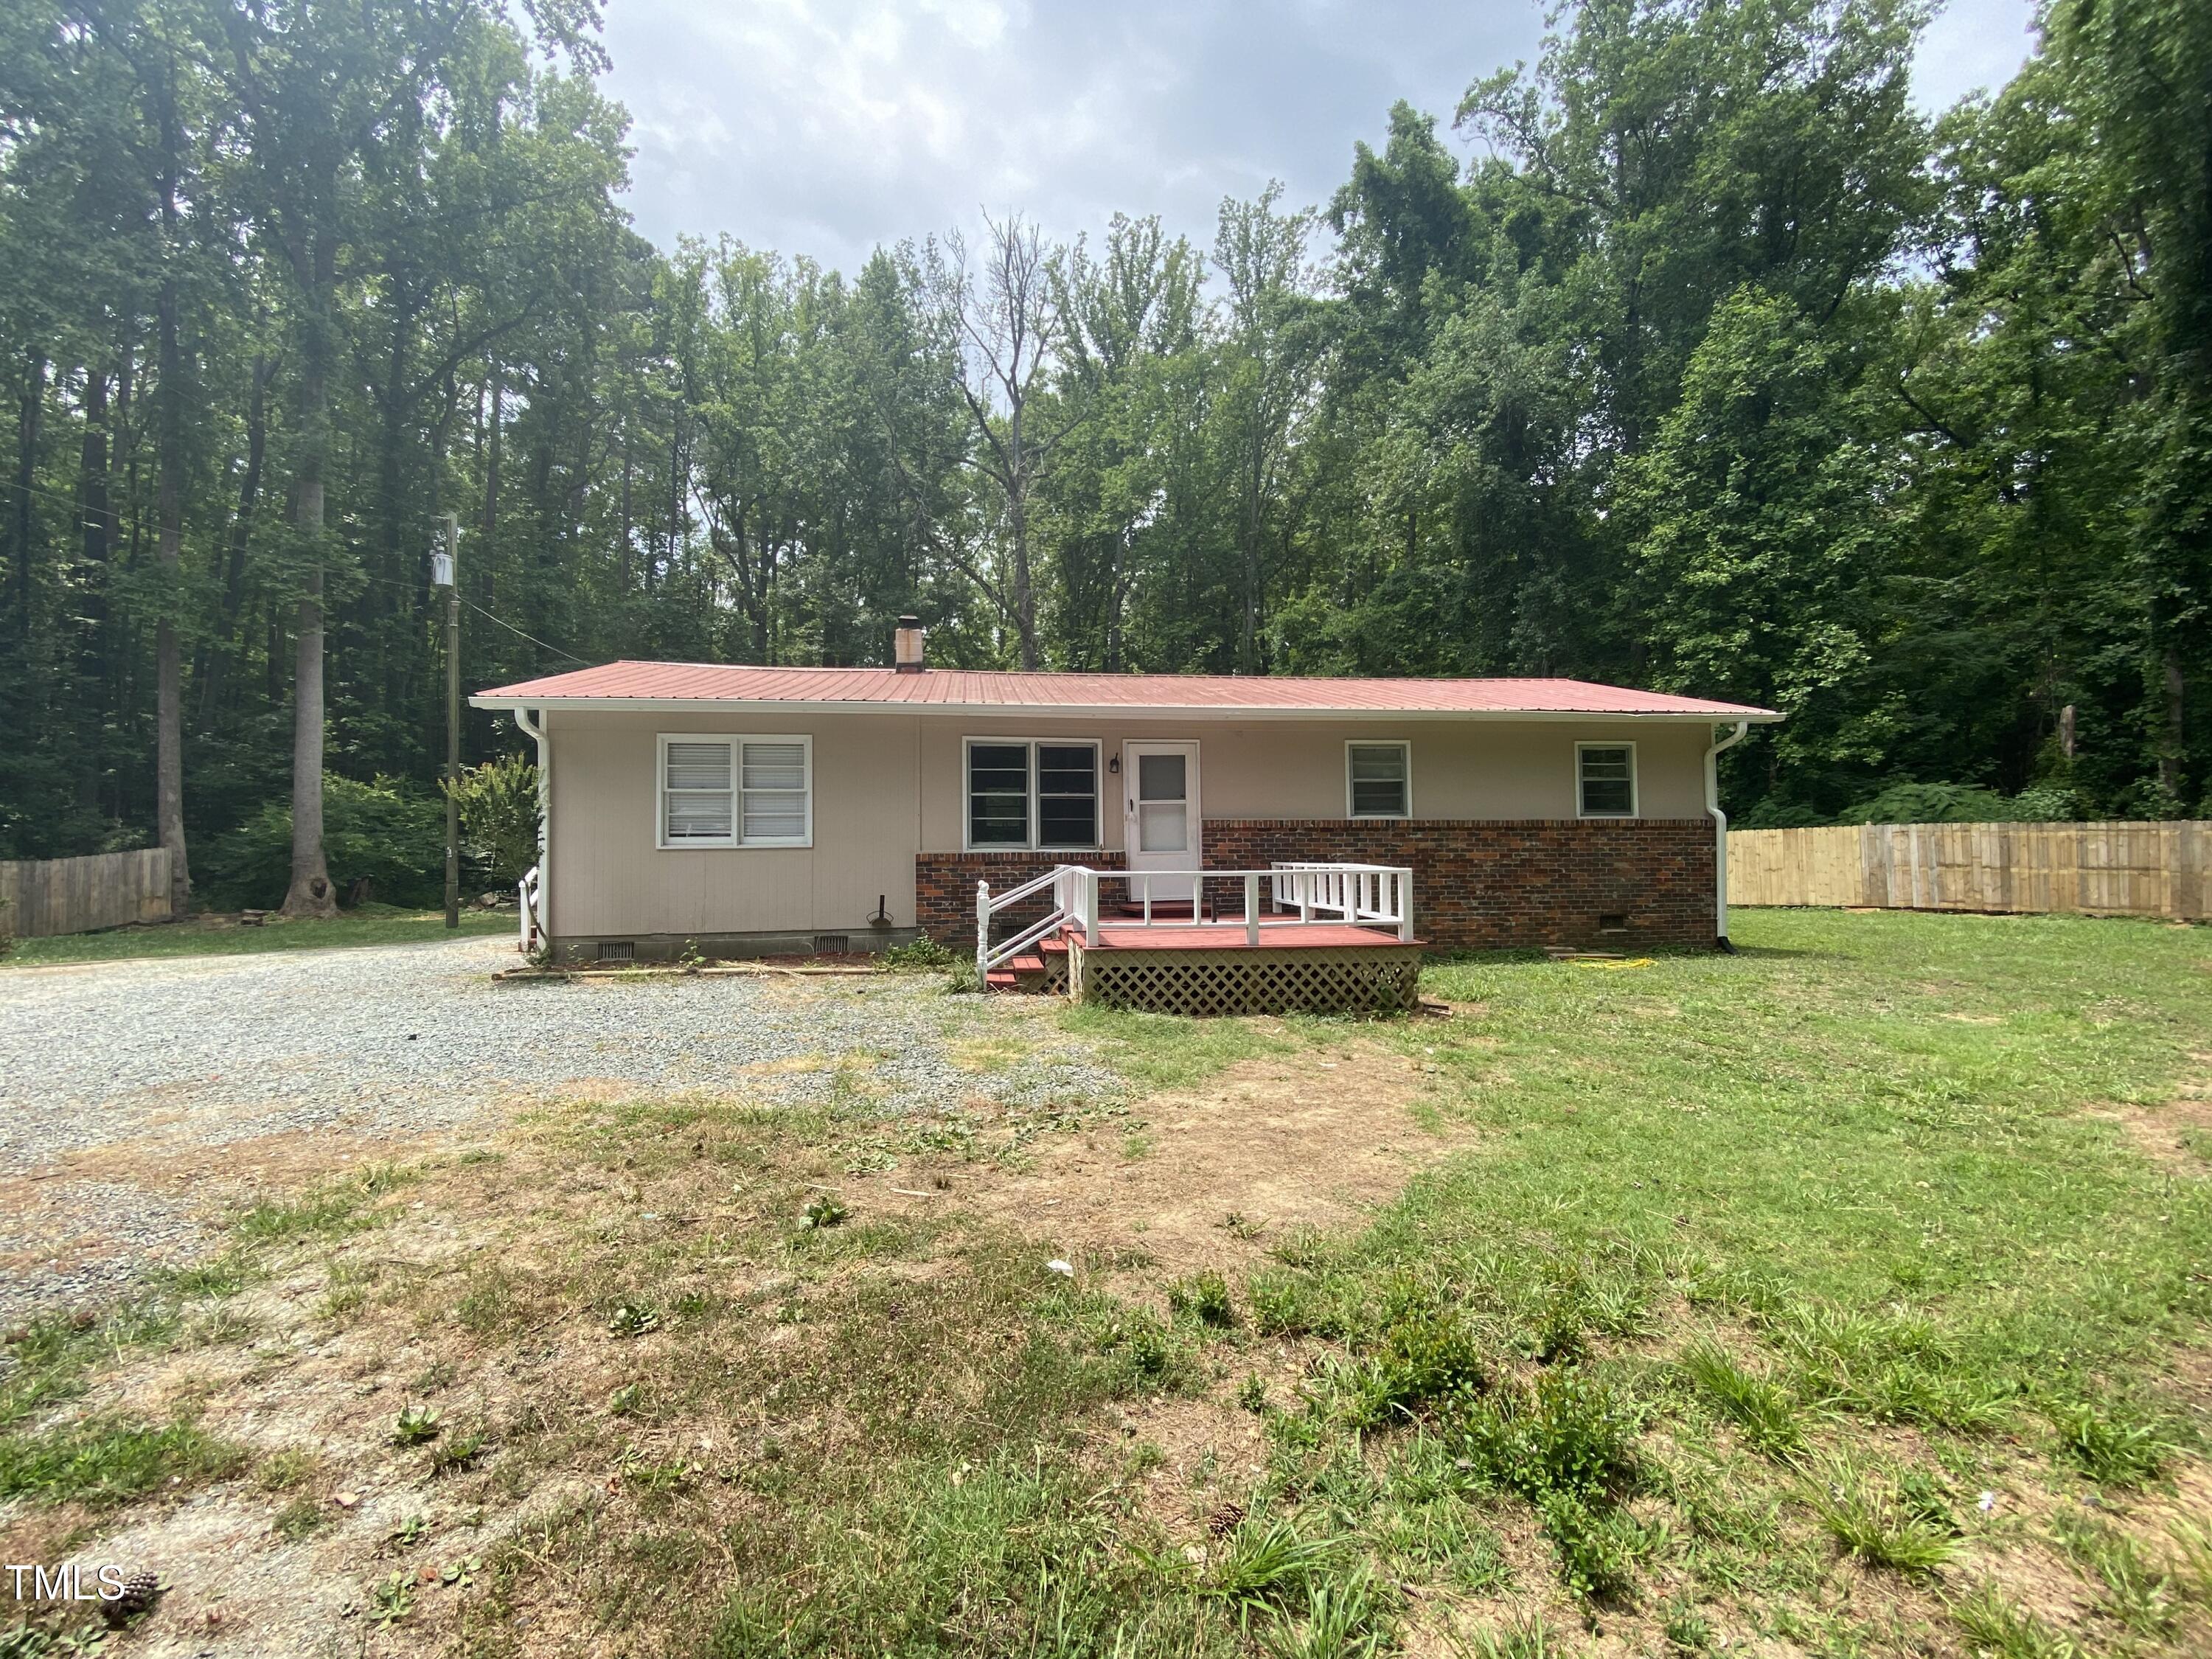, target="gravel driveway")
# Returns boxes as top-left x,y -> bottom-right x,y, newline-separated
0,936 -> 1121,1322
